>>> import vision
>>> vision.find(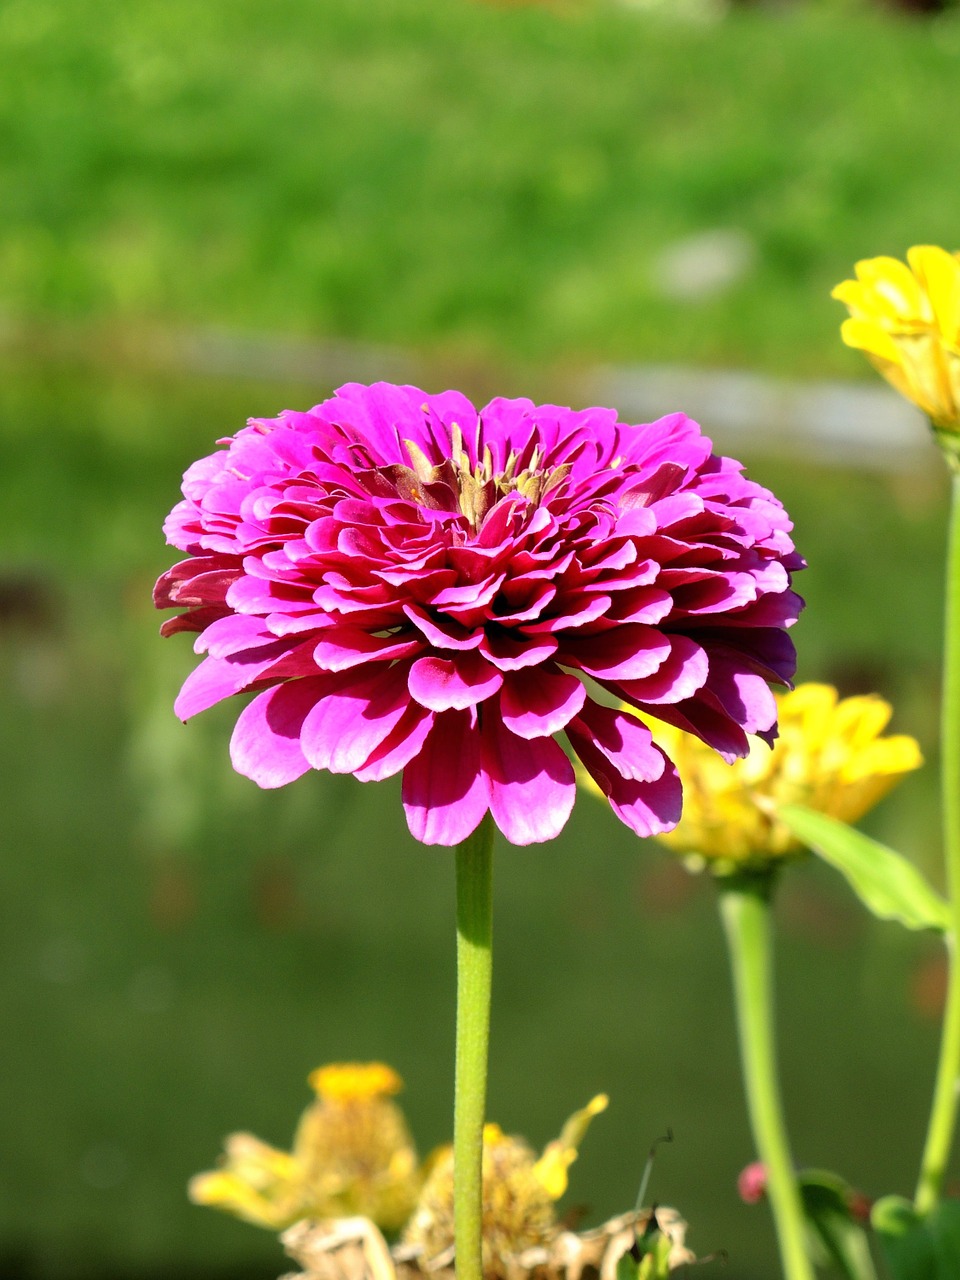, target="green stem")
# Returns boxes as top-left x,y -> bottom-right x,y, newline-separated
454,813 -> 495,1280
719,876 -> 815,1280
916,469 -> 960,1215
